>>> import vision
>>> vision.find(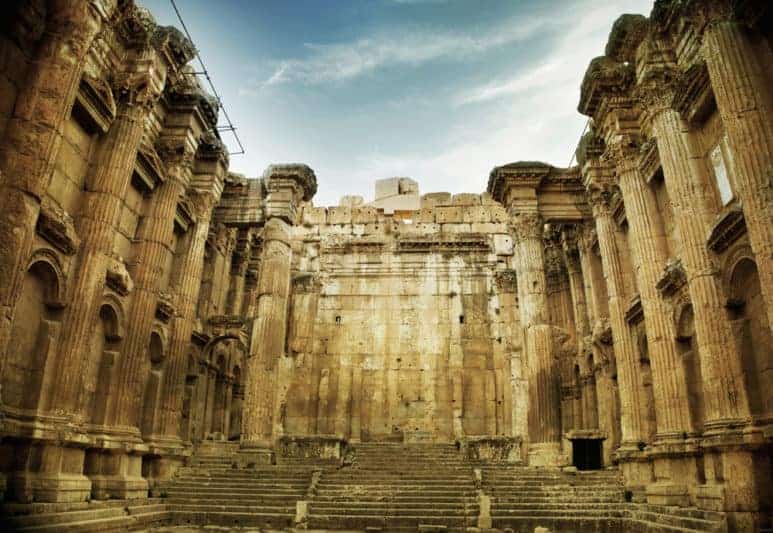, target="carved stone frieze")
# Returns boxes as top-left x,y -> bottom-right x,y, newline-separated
292,272 -> 322,294
75,74 -> 116,133
135,135 -> 166,192
656,259 -> 688,298
707,206 -> 747,254
624,295 -> 644,325
36,200 -> 80,256
671,60 -> 714,127
638,138 -> 661,185
156,291 -> 176,322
